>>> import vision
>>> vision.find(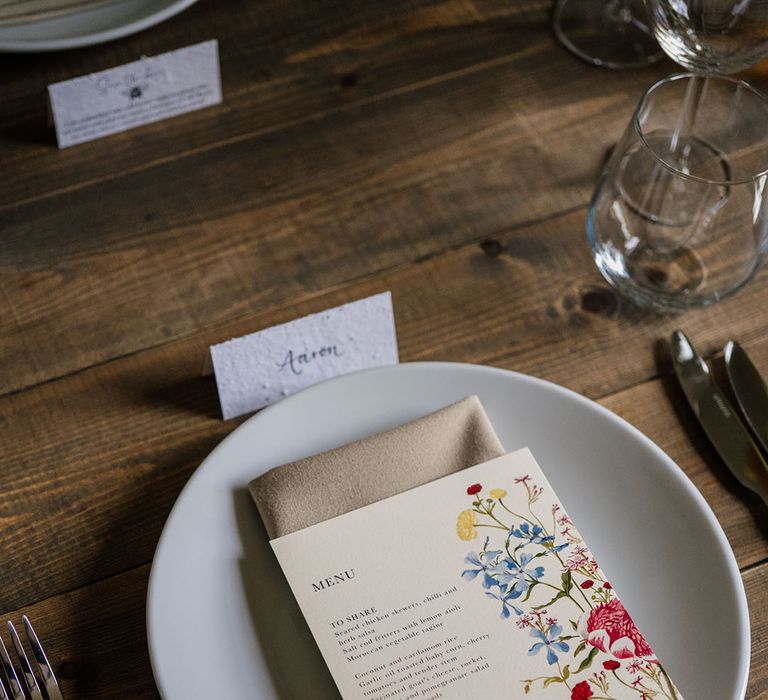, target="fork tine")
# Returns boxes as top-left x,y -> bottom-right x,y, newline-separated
0,636 -> 23,700
22,617 -> 63,700
0,672 -> 9,700
7,622 -> 43,700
